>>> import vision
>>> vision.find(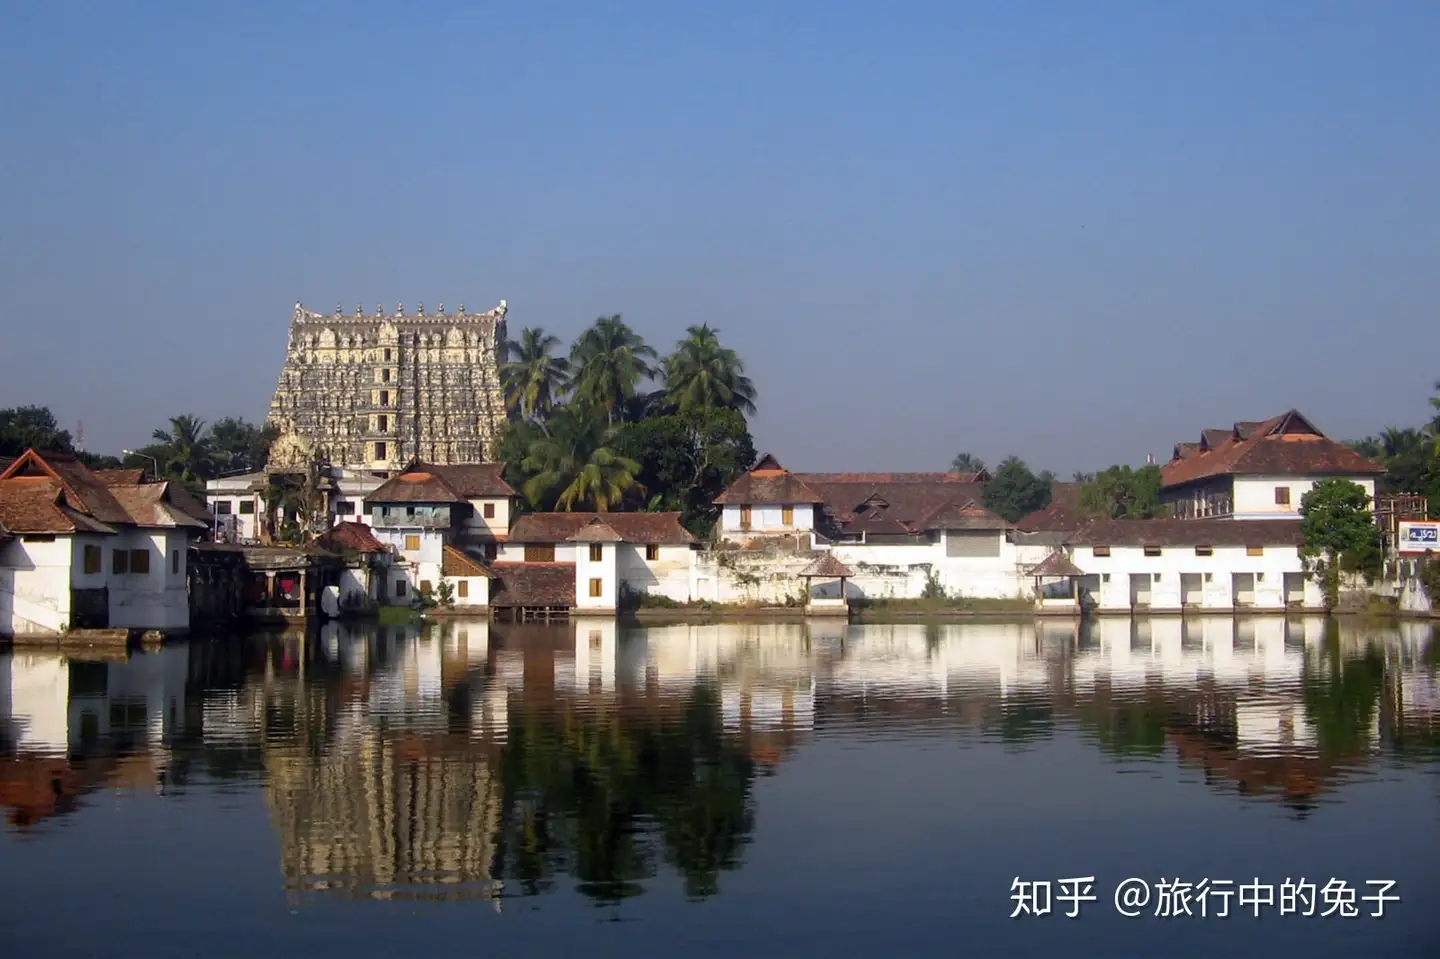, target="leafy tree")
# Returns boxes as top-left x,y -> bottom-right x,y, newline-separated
612,407 -> 757,537
982,456 -> 1052,523
660,324 -> 757,416
518,405 -> 644,511
1077,464 -> 1166,519
1071,471 -> 1096,483
0,405 -> 74,456
1348,426 -> 1438,498
950,452 -> 985,473
146,414 -> 216,486
569,315 -> 658,424
207,417 -> 277,474
1299,478 -> 1383,608
502,327 -> 571,422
